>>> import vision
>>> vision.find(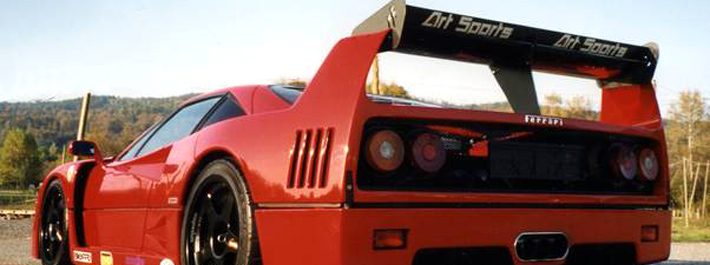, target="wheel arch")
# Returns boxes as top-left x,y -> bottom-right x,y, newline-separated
181,147 -> 262,265
33,160 -> 96,257
32,170 -> 73,259
32,173 -> 62,258
184,148 -> 252,207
